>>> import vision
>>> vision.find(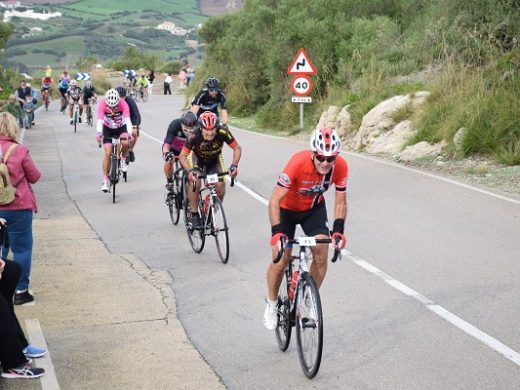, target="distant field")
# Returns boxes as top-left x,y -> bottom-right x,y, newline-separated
15,35 -> 85,55
59,0 -> 199,15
